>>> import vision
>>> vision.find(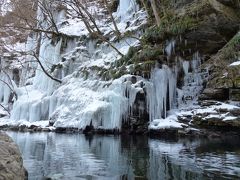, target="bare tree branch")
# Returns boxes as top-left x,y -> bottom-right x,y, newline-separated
0,103 -> 10,115
103,0 -> 121,38
32,52 -> 62,83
